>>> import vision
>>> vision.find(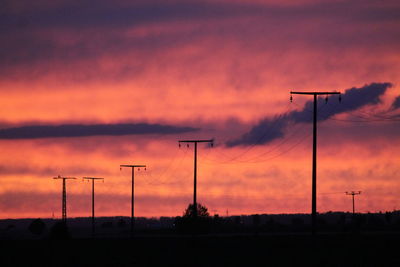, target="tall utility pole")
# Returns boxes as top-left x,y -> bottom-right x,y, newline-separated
290,91 -> 341,235
120,164 -> 146,238
346,191 -> 362,215
53,175 -> 76,222
178,139 -> 213,218
83,177 -> 104,237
